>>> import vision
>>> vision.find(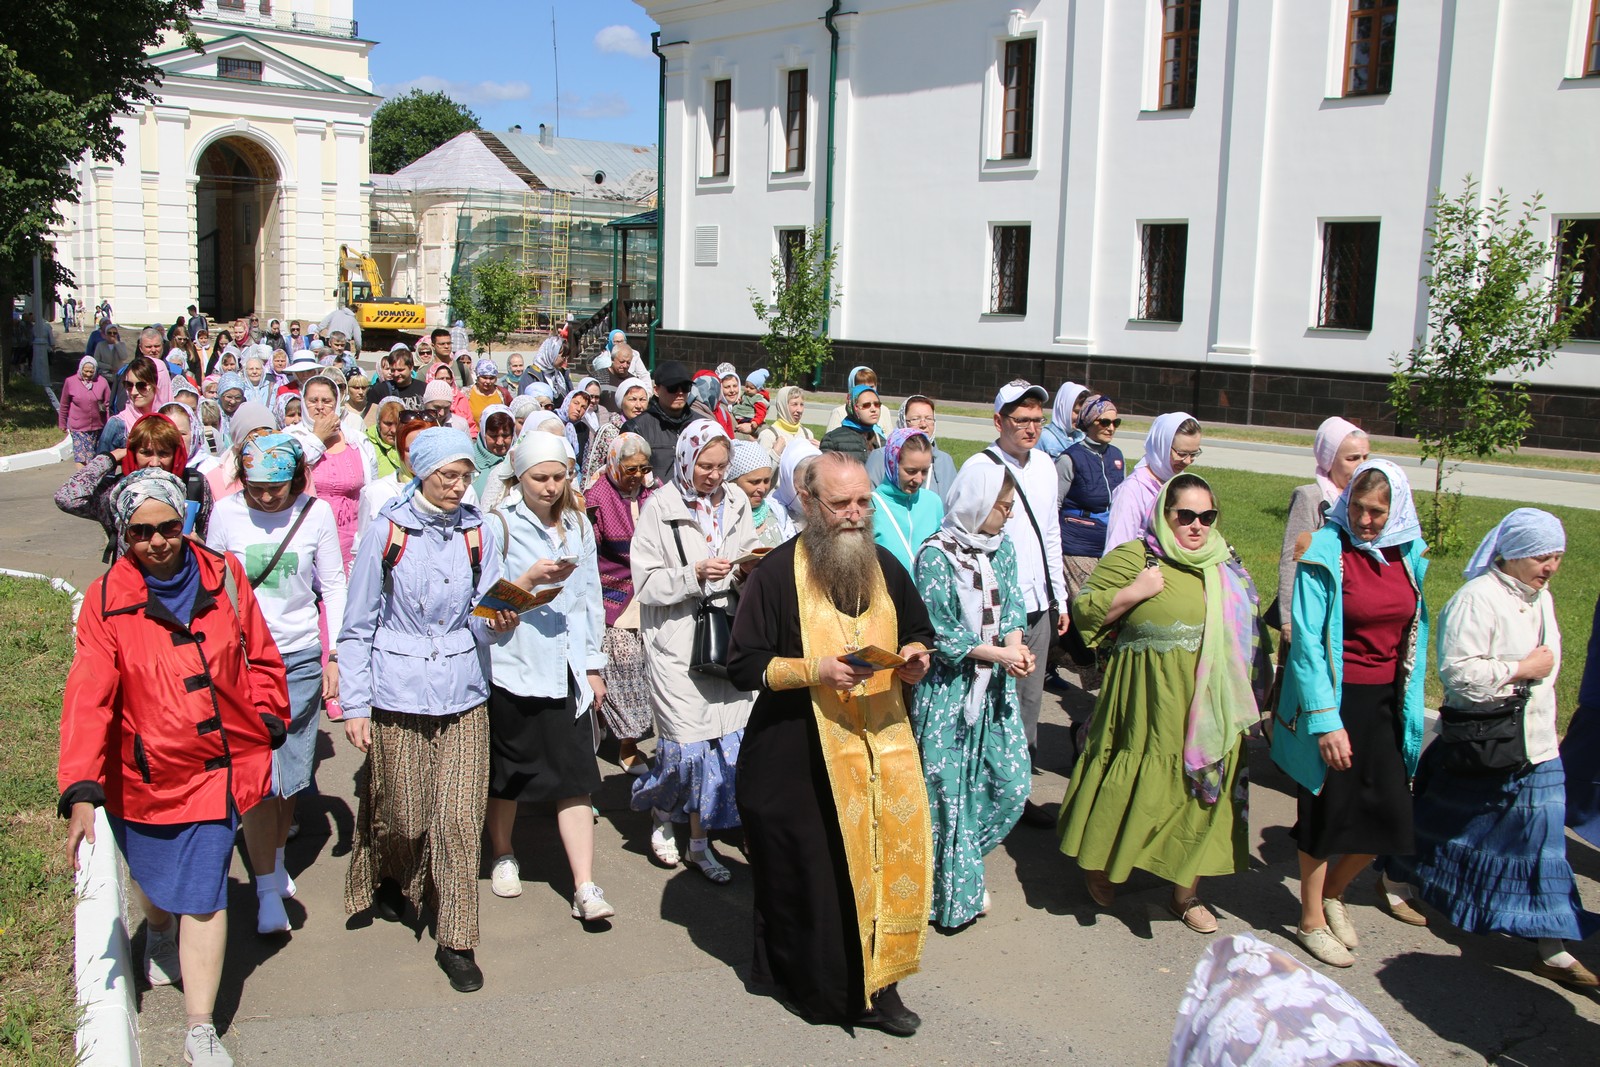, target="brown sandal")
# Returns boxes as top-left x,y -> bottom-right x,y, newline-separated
1169,896 -> 1218,934
1084,870 -> 1116,908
